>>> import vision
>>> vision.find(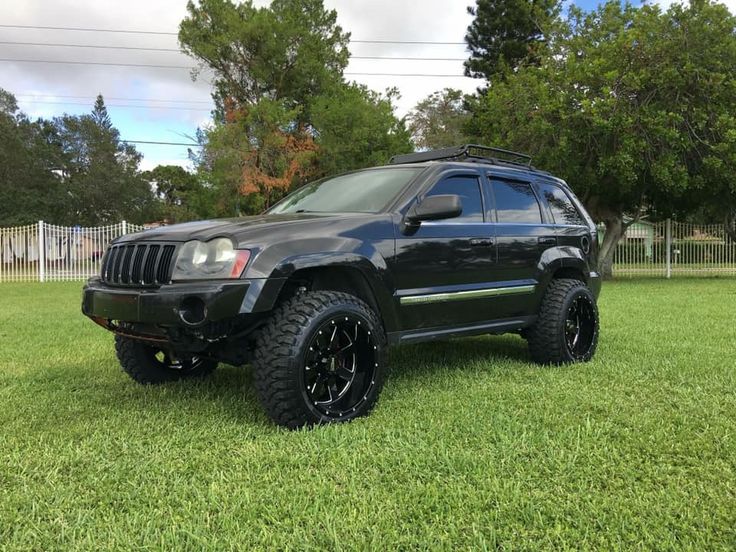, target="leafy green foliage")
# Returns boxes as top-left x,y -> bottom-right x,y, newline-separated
311,84 -> 413,175
189,127 -> 247,218
0,99 -> 68,226
1,280 -> 735,548
142,165 -> 215,223
194,99 -> 318,215
179,0 -> 349,115
407,88 -> 472,150
467,0 -> 736,275
464,0 -> 561,81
